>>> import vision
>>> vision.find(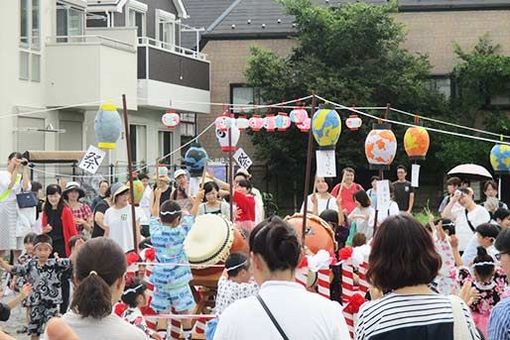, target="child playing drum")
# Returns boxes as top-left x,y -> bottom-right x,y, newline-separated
149,188 -> 199,340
